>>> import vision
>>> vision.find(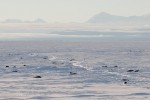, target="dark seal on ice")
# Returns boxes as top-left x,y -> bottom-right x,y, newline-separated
12,66 -> 18,72
124,82 -> 128,84
134,70 -> 139,72
43,57 -> 48,59
122,79 -> 129,84
127,70 -> 134,72
70,72 -> 77,75
12,70 -> 18,72
102,65 -> 107,67
6,66 -> 9,67
34,76 -> 42,78
70,59 -> 75,61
